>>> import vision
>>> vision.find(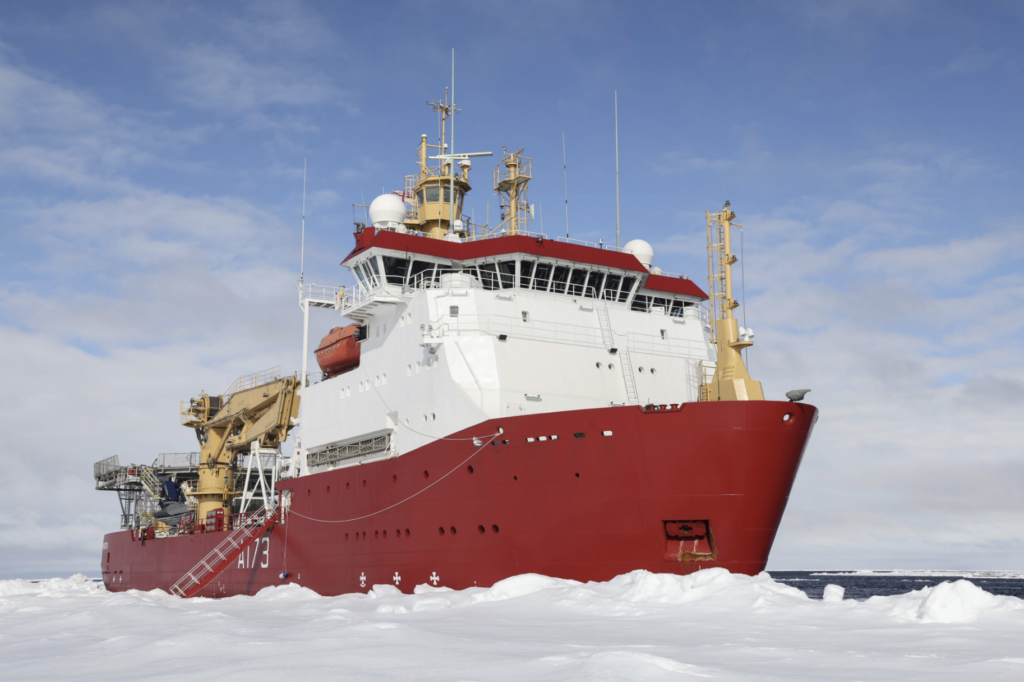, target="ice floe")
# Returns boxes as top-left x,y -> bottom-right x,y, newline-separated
1,569 -> 1022,681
